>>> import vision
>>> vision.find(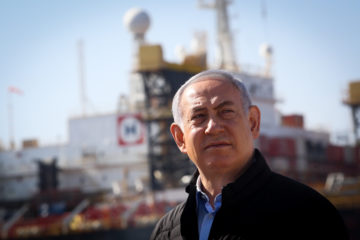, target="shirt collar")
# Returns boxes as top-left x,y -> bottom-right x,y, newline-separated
196,175 -> 222,212
196,175 -> 209,201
